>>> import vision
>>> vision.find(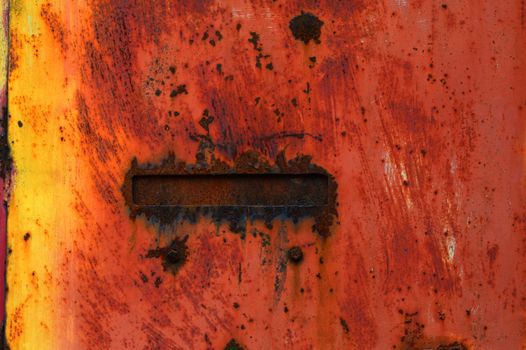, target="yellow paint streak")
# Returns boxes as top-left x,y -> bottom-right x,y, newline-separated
6,1 -> 78,349
0,0 -> 7,91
